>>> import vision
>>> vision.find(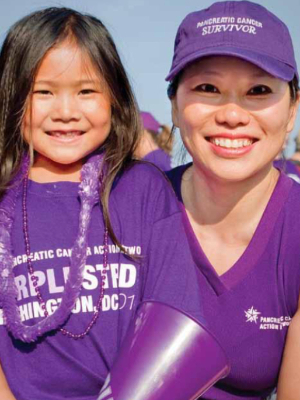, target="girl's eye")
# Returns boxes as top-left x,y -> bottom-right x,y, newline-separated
33,90 -> 52,95
194,84 -> 219,93
247,85 -> 272,96
80,89 -> 96,95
